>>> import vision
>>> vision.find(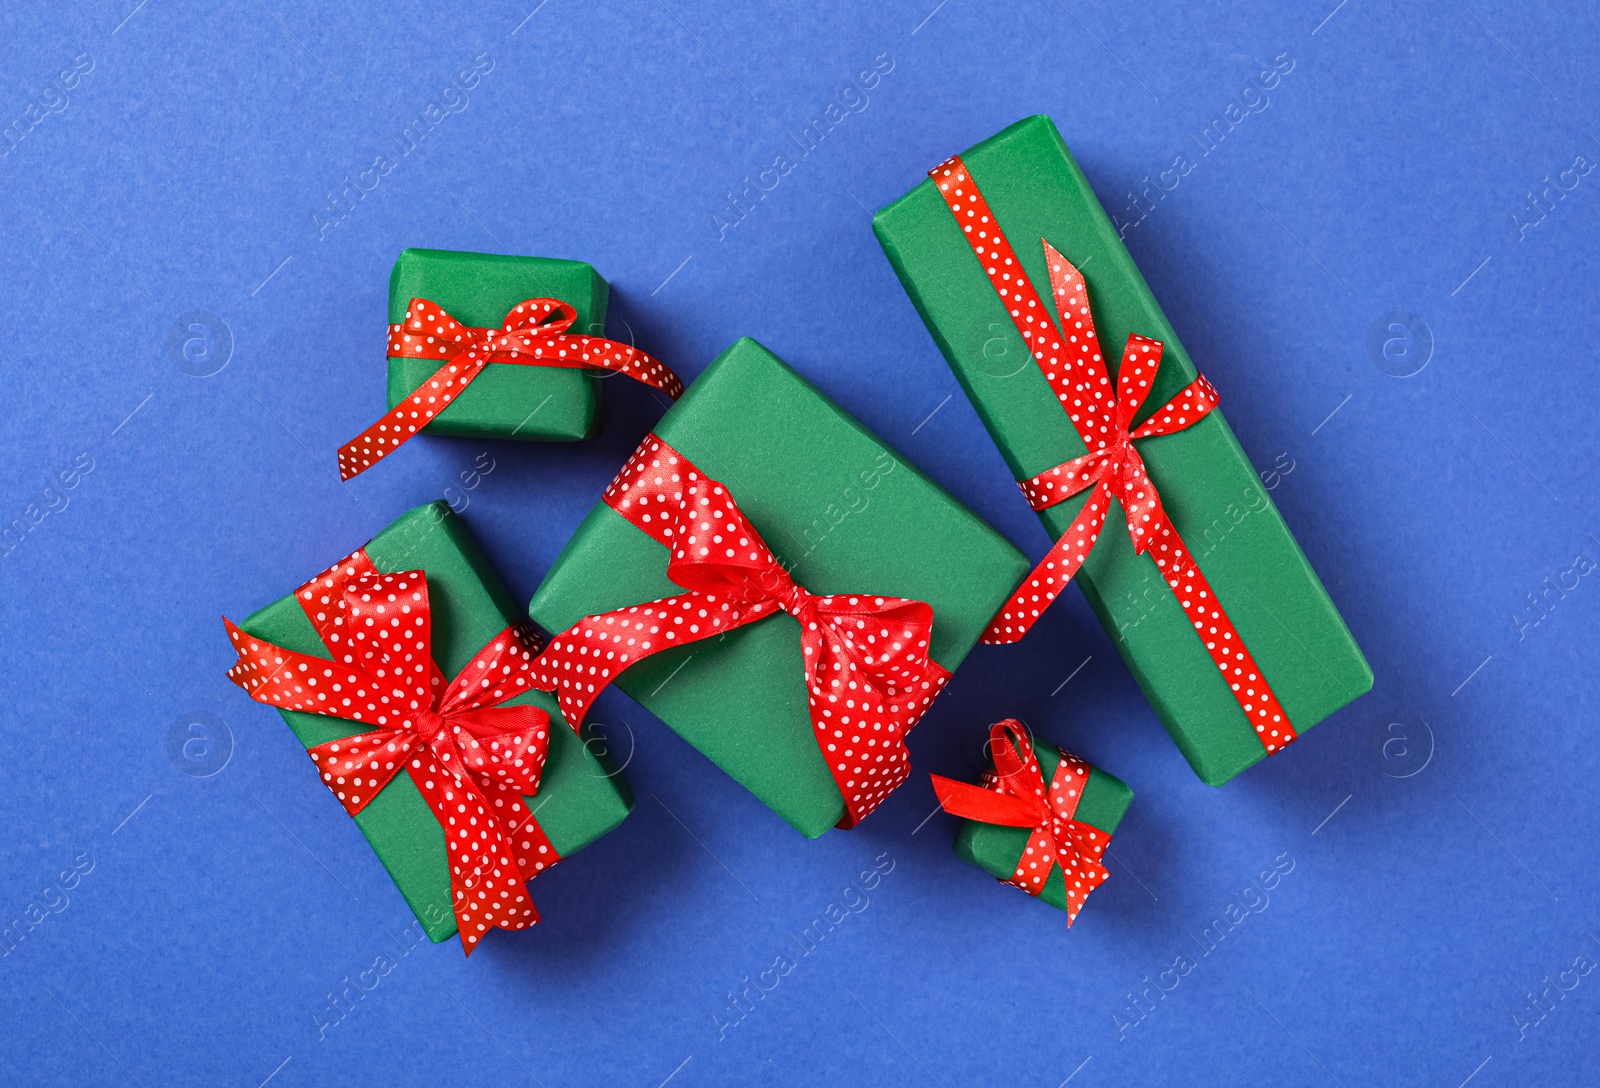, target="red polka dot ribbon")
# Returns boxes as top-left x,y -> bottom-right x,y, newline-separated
929,720 -> 1110,926
931,156 -> 1296,755
337,297 -> 684,480
530,435 -> 951,829
223,548 -> 561,954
